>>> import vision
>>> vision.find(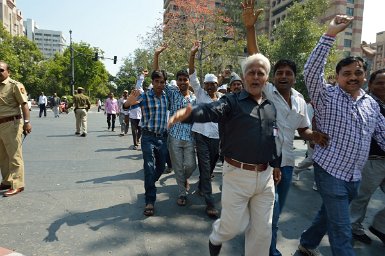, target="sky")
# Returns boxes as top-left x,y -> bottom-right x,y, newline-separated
16,0 -> 385,76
